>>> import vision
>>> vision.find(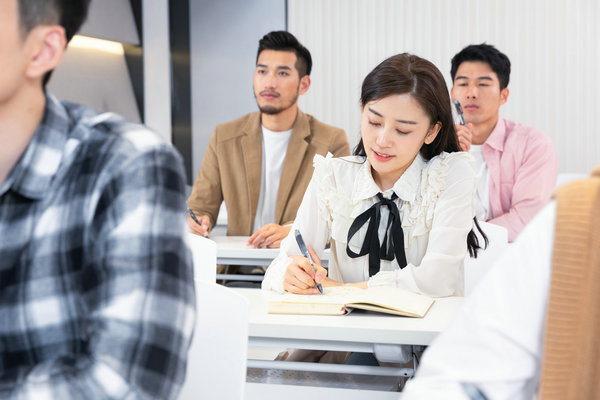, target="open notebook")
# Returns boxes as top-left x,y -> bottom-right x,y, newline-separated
268,286 -> 434,317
